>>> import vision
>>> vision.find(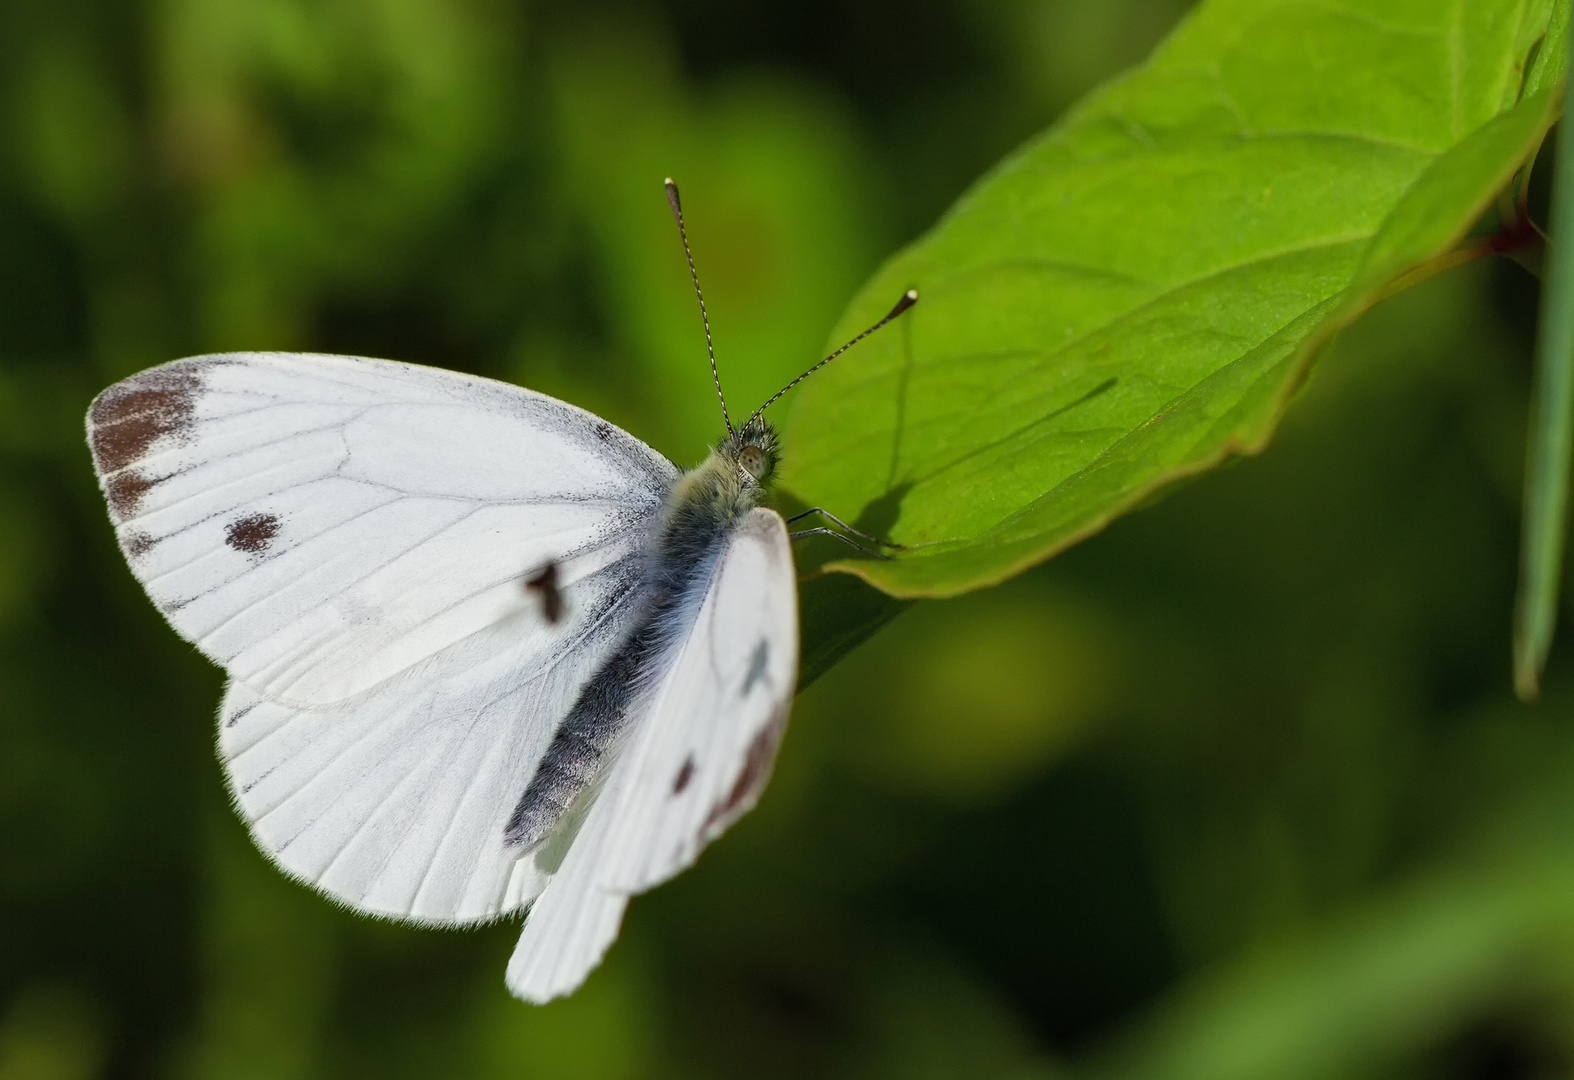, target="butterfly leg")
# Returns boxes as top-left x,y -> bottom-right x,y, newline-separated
789,526 -> 894,560
784,508 -> 905,549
